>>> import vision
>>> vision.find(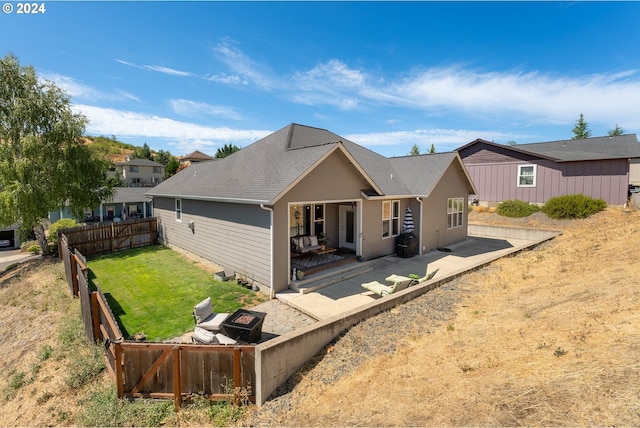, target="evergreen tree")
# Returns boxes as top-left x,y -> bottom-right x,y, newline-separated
608,124 -> 625,136
571,113 -> 592,140
409,144 -> 420,156
428,143 -> 436,154
215,144 -> 240,159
